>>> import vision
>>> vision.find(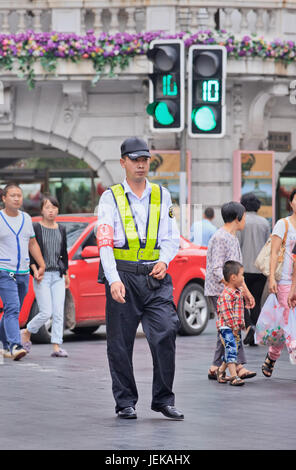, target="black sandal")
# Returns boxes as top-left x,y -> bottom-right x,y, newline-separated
229,376 -> 245,386
216,367 -> 228,384
262,353 -> 276,378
